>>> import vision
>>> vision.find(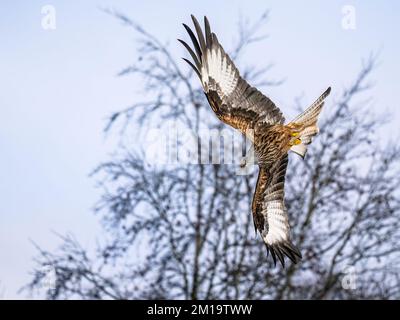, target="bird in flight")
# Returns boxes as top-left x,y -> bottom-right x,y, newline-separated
179,15 -> 331,267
